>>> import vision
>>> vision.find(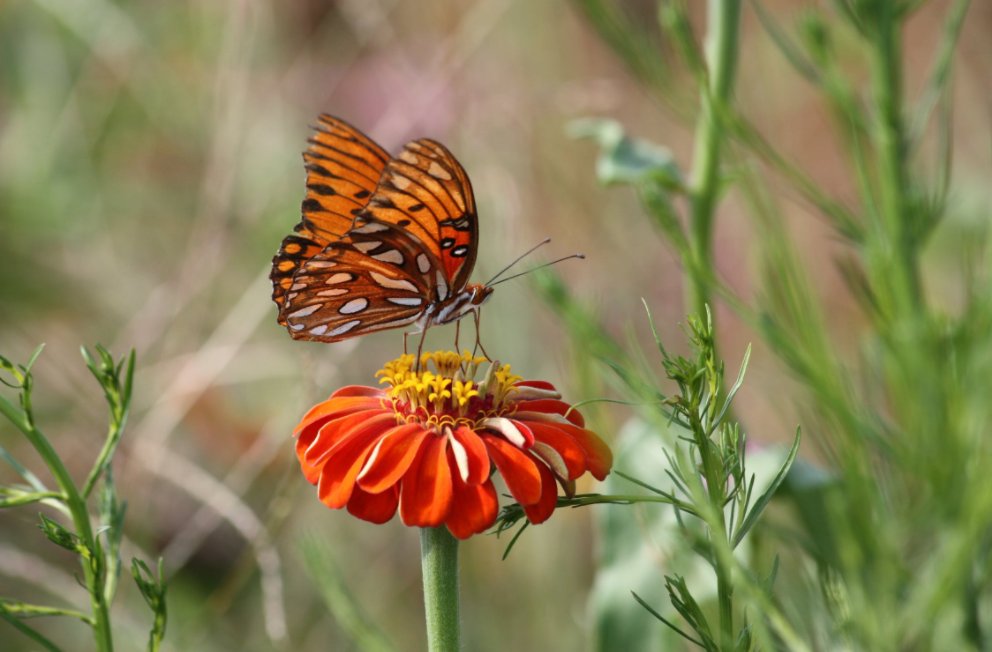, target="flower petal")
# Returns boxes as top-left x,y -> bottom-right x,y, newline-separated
479,416 -> 534,448
399,434 -> 453,528
445,475 -> 498,539
521,420 -> 588,480
512,380 -> 561,401
293,394 -> 383,438
449,425 -> 490,484
513,399 -> 585,427
331,385 -> 388,399
315,413 -> 398,508
356,424 -> 430,494
483,434 -> 542,506
522,459 -> 559,525
540,421 -> 613,480
346,485 -> 399,524
302,409 -> 388,467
